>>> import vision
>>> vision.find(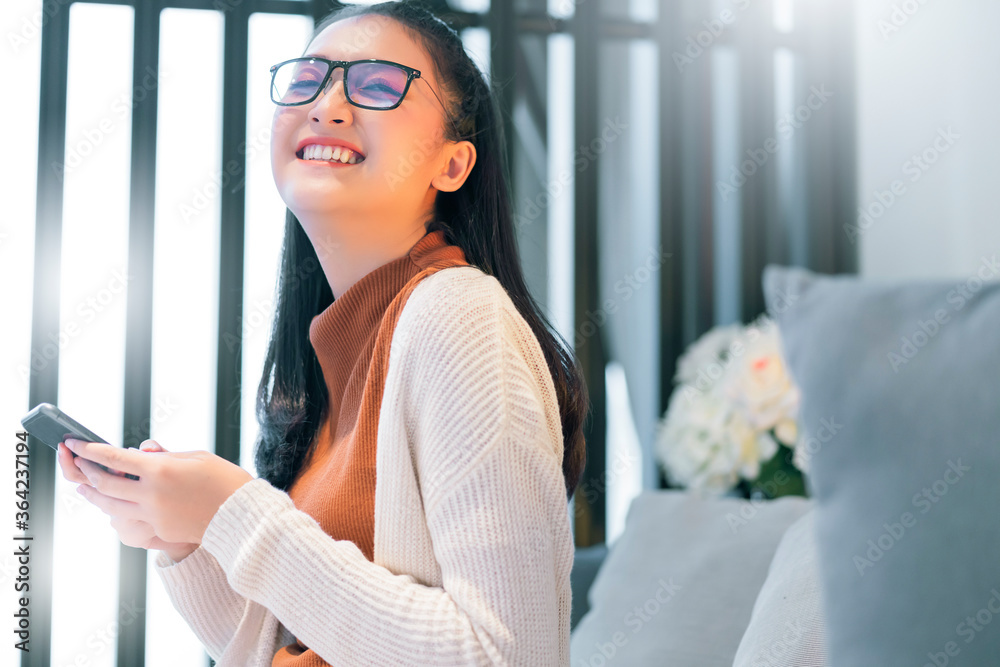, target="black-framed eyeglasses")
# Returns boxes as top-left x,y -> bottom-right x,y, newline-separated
269,57 -> 446,113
